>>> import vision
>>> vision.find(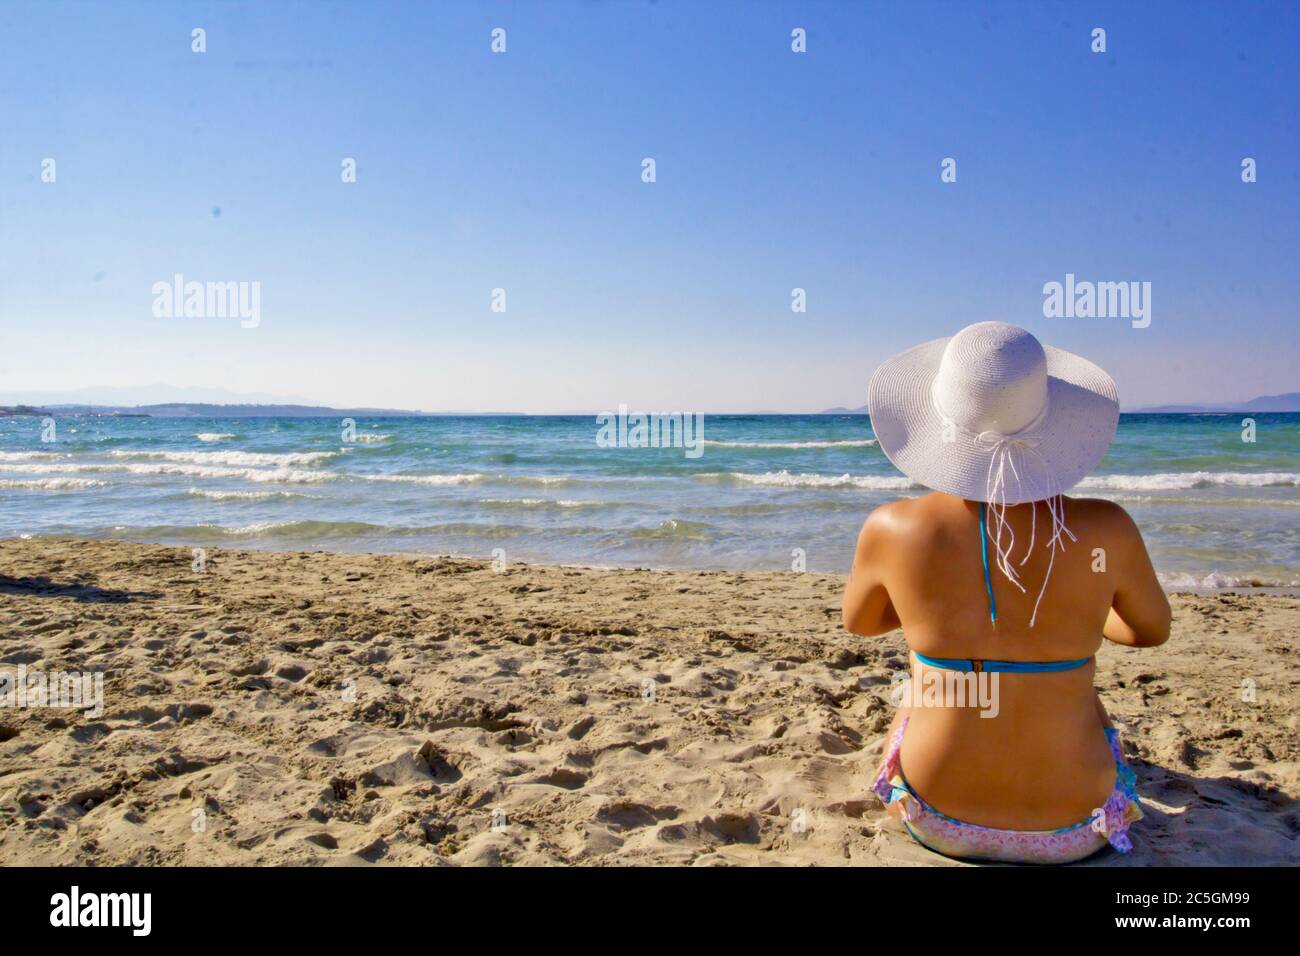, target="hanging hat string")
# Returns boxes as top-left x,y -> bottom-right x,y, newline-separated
973,430 -> 1075,627
976,431 -> 1039,591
